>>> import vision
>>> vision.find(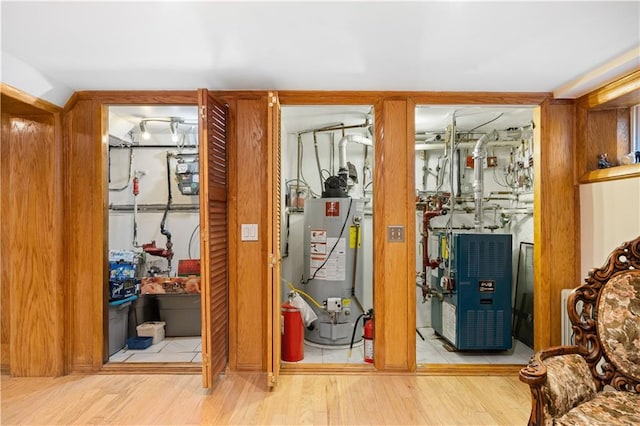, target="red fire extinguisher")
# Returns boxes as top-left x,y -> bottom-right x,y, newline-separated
281,302 -> 304,362
363,309 -> 374,364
